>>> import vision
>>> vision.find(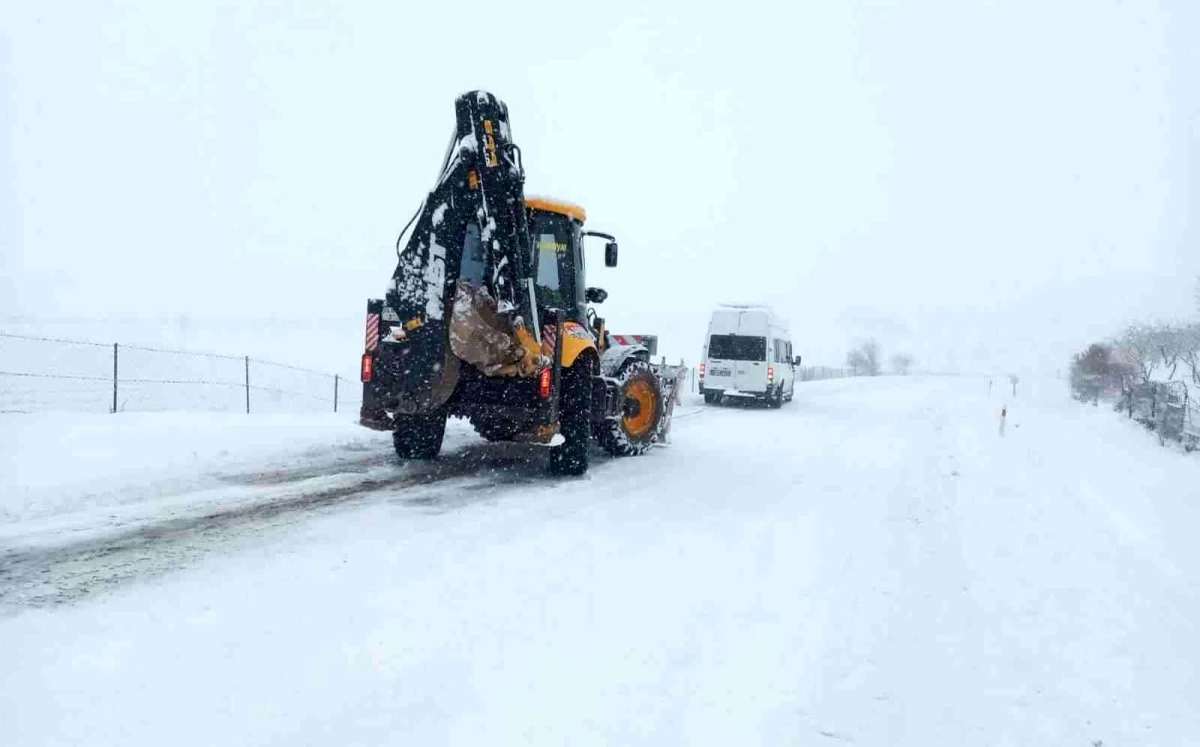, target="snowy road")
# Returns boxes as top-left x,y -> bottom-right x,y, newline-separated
2,377 -> 1198,745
